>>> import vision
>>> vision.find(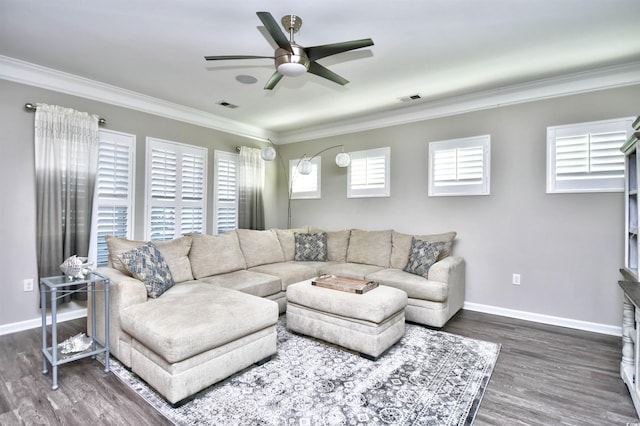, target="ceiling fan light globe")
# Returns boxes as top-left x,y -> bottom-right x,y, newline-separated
297,159 -> 313,175
335,152 -> 351,168
277,62 -> 307,77
261,146 -> 276,161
